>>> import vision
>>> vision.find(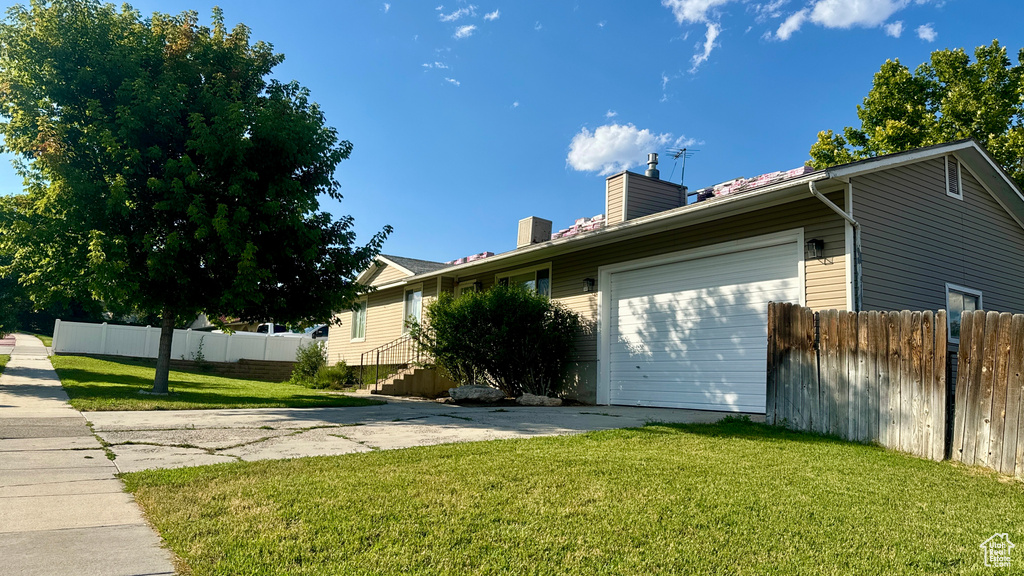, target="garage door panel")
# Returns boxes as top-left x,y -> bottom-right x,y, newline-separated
607,240 -> 799,412
610,358 -> 765,373
612,271 -> 798,301
612,295 -> 792,325
612,247 -> 797,287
